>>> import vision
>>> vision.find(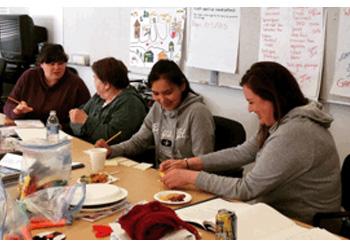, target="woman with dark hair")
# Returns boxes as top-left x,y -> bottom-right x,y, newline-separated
160,61 -> 341,224
95,59 -> 214,166
3,43 -> 91,132
69,57 -> 147,144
